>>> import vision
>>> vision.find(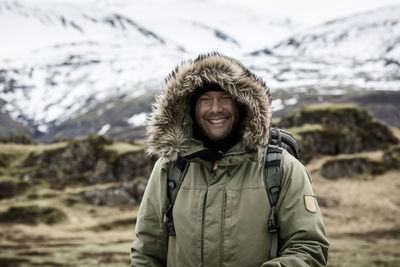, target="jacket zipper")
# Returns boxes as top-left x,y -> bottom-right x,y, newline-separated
220,189 -> 227,267
200,190 -> 208,266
